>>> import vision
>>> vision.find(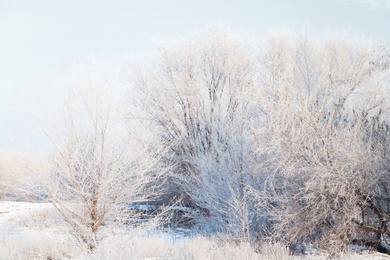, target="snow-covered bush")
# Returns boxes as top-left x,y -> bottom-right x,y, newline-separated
0,150 -> 49,202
